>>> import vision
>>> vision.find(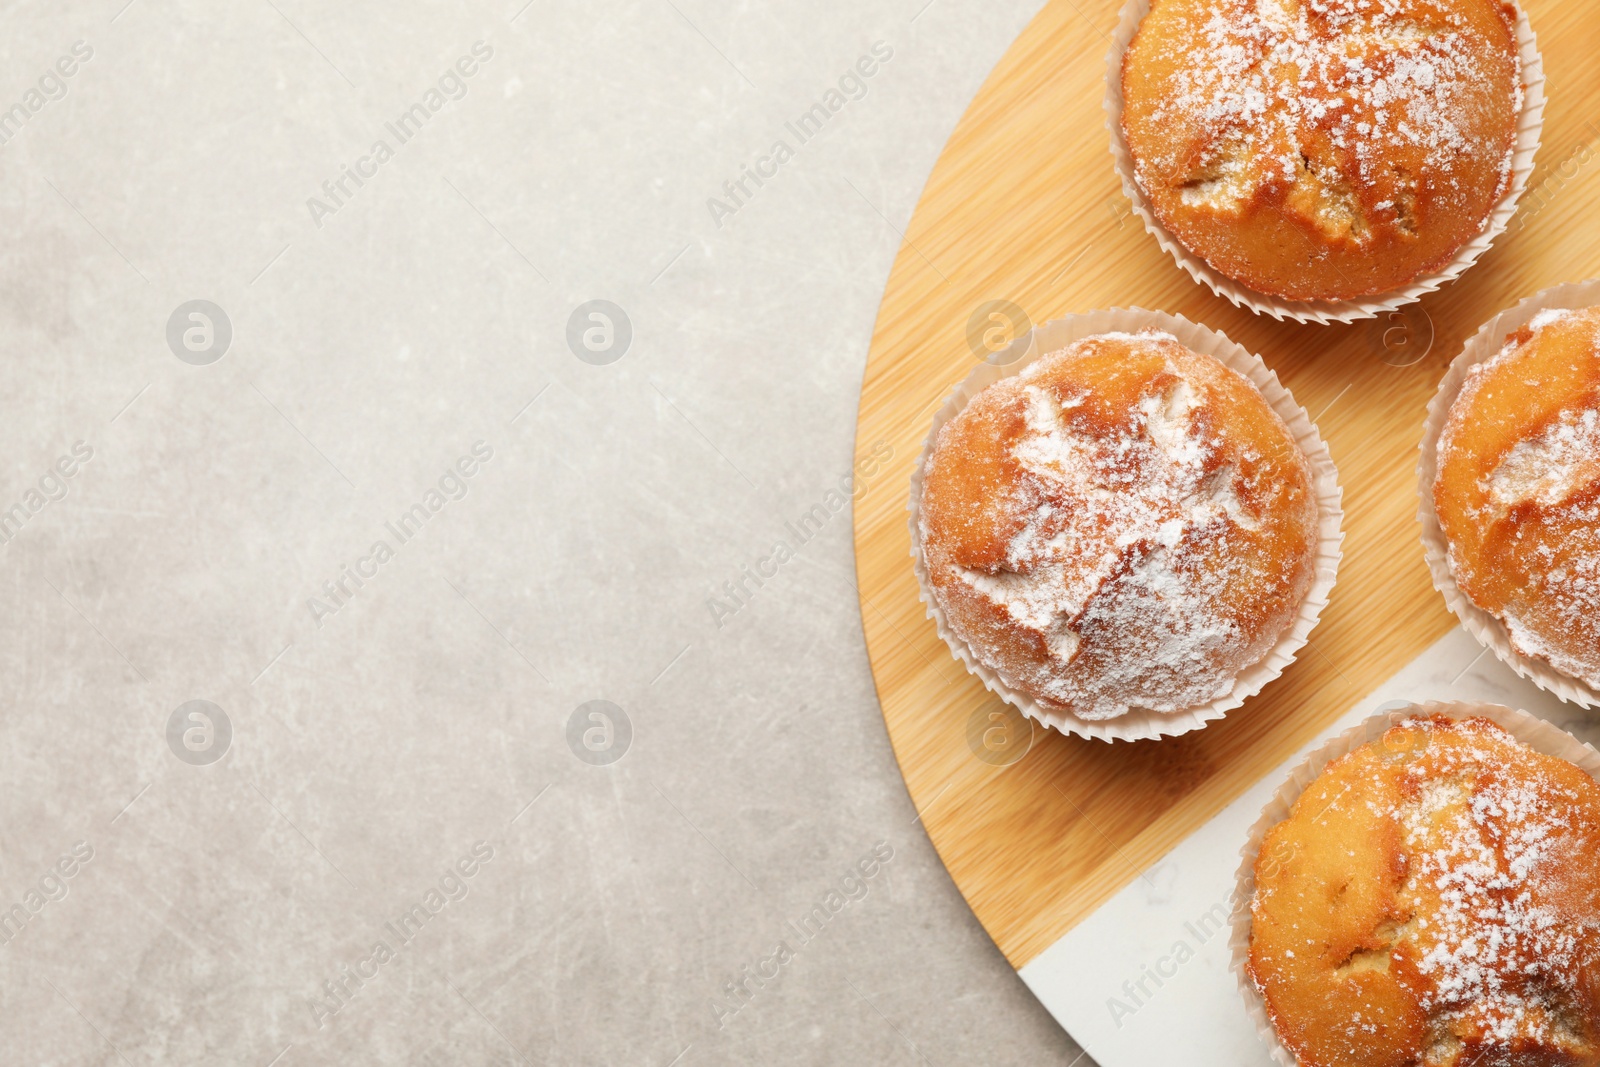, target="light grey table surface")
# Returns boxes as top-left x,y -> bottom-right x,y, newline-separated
0,1 -> 1085,1063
